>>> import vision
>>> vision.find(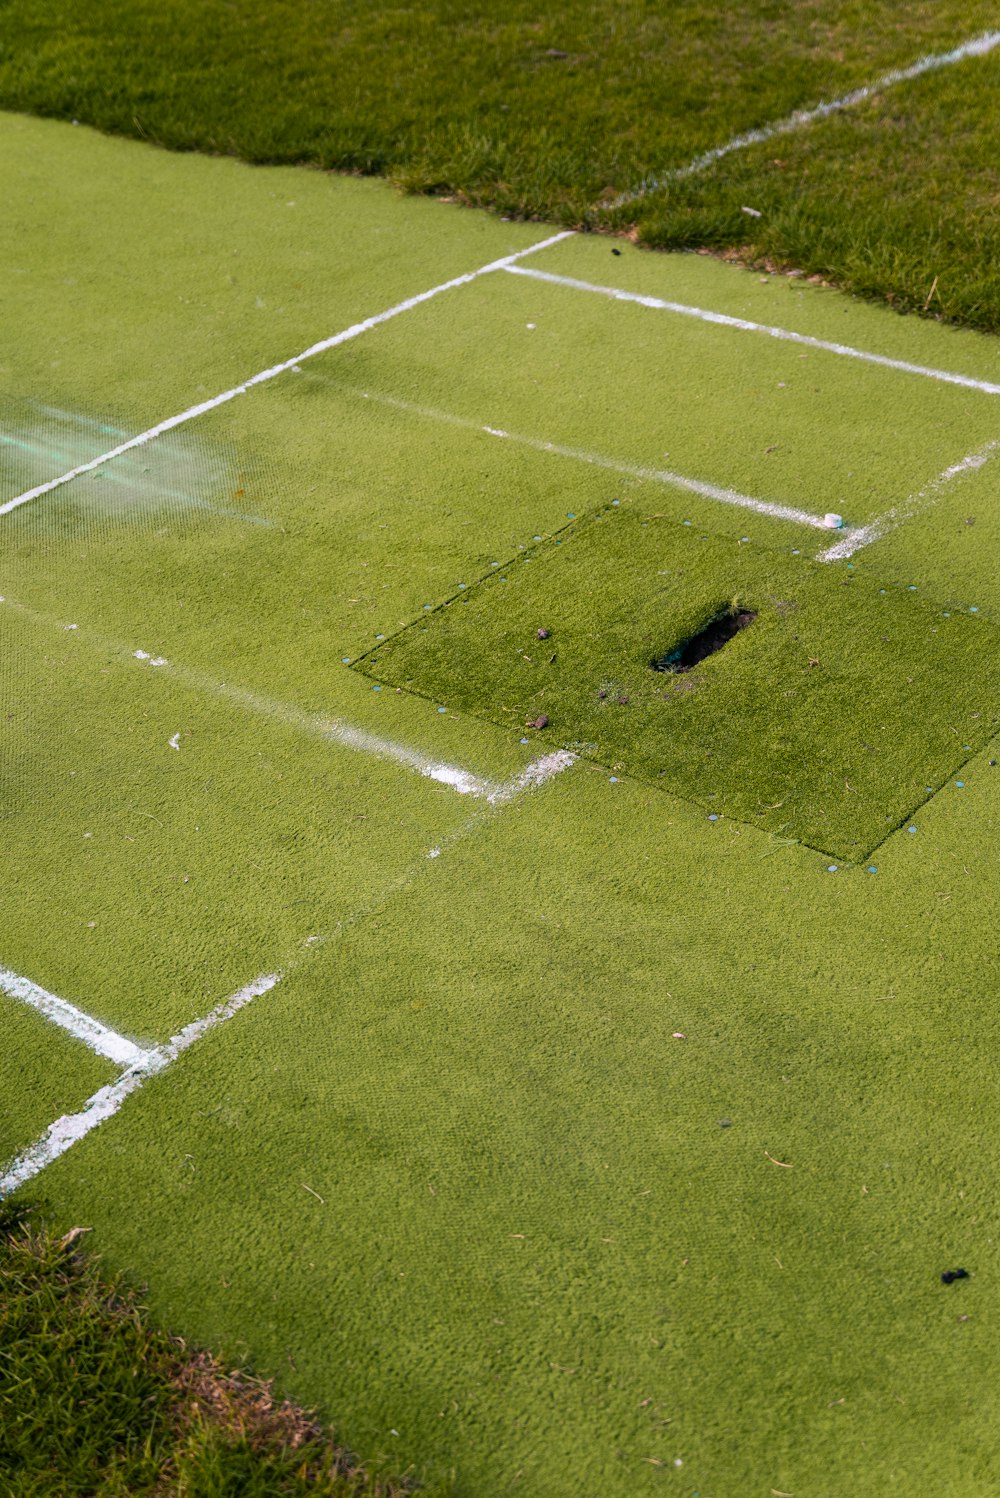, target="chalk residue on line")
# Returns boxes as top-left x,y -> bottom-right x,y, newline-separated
505,265 -> 1000,399
0,231 -> 574,520
0,963 -> 147,1068
304,374 -> 828,530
